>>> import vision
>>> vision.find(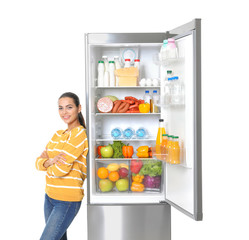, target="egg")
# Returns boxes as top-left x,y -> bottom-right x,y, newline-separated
146,78 -> 152,86
152,78 -> 159,86
139,78 -> 146,86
